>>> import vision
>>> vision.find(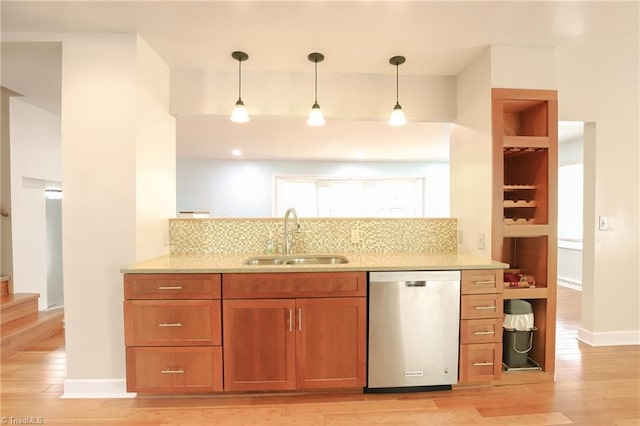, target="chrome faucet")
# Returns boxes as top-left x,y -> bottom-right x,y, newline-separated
283,208 -> 301,255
